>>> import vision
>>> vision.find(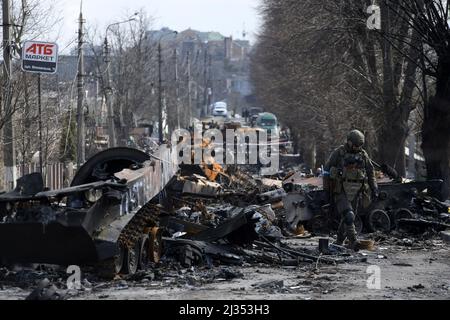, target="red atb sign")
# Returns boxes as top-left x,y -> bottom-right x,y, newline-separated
22,41 -> 58,74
